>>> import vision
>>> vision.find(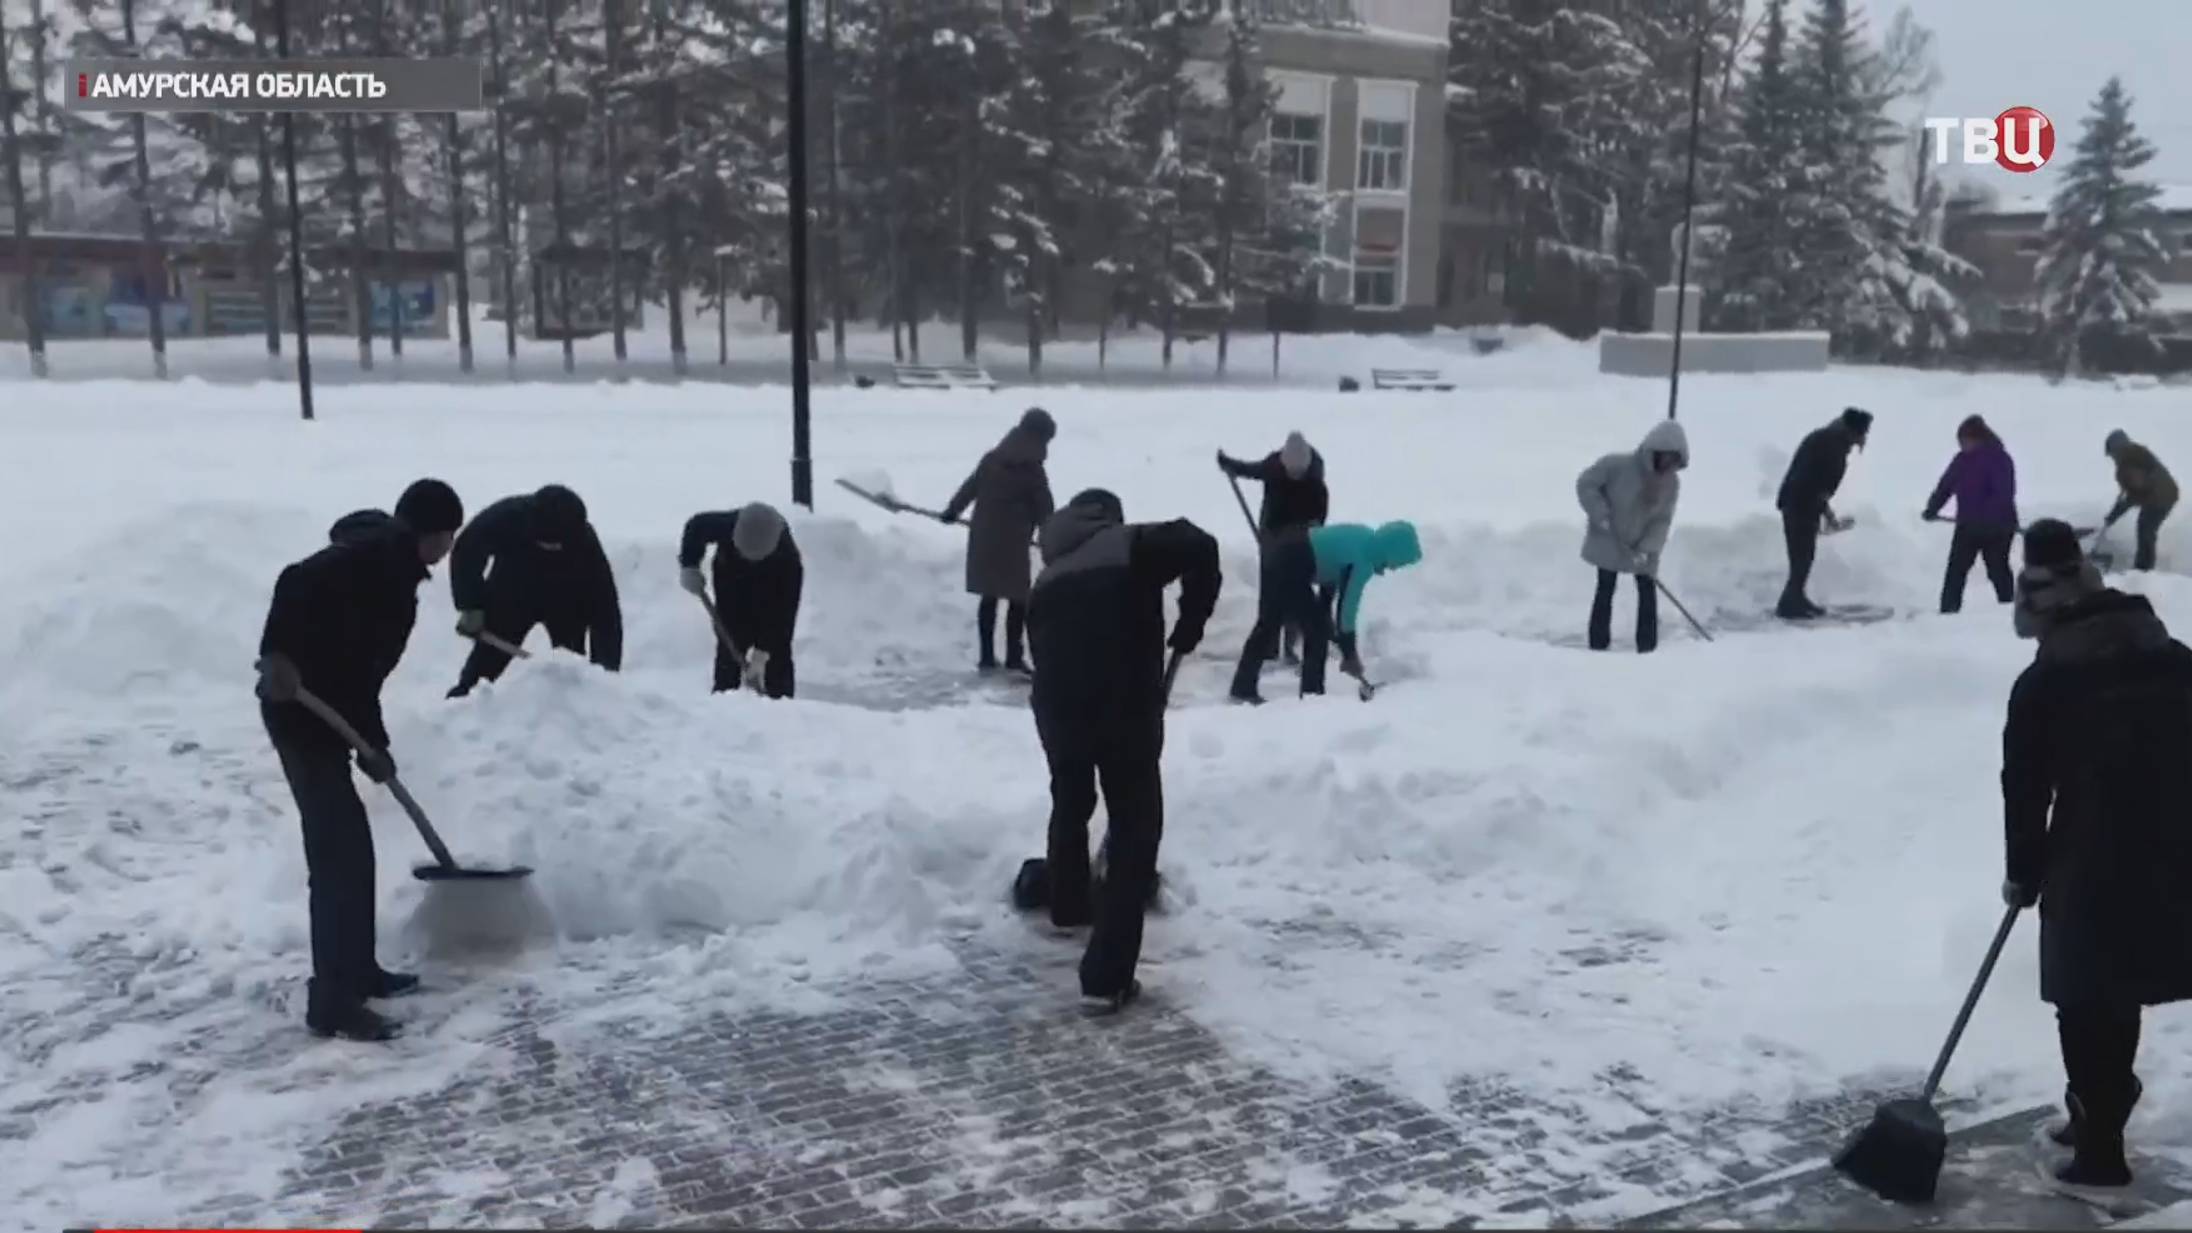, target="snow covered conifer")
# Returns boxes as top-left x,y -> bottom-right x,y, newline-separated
2034,77 -> 2178,376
